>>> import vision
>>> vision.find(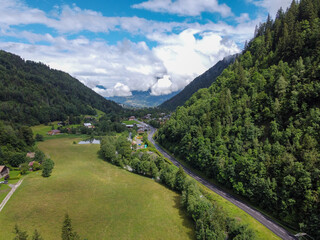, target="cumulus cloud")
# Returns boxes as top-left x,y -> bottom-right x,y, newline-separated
151,75 -> 173,96
150,29 -> 240,91
94,83 -> 132,97
0,0 -> 261,97
132,0 -> 232,17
